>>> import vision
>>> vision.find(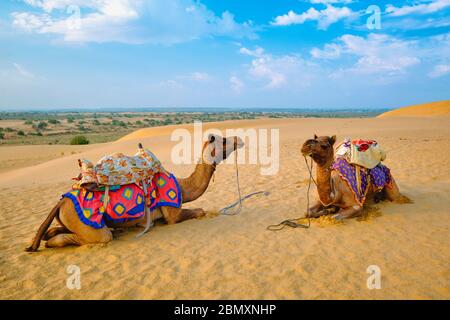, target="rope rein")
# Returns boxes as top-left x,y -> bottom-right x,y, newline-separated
219,137 -> 270,215
266,156 -> 315,231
